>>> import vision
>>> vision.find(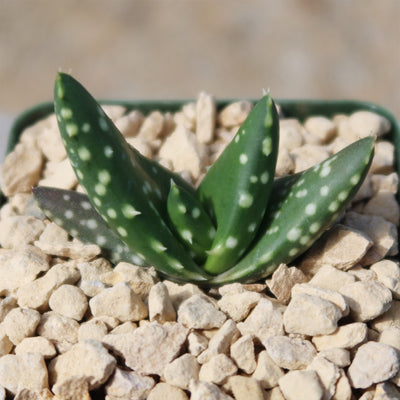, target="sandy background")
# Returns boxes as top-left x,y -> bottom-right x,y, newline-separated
0,0 -> 399,160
